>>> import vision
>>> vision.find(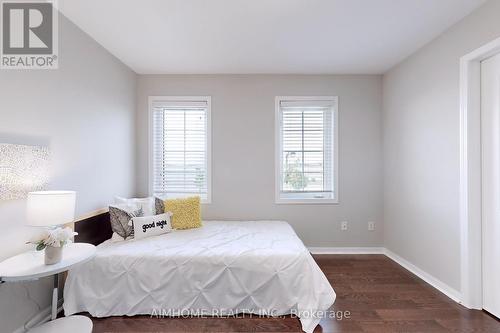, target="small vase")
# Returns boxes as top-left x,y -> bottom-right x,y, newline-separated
44,245 -> 63,265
